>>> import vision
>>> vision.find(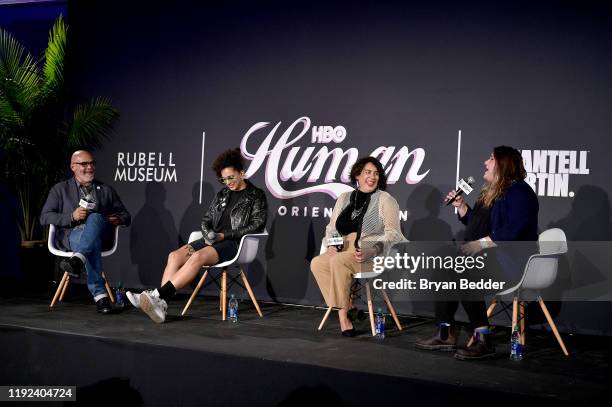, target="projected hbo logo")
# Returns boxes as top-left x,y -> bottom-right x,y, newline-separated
311,126 -> 347,143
